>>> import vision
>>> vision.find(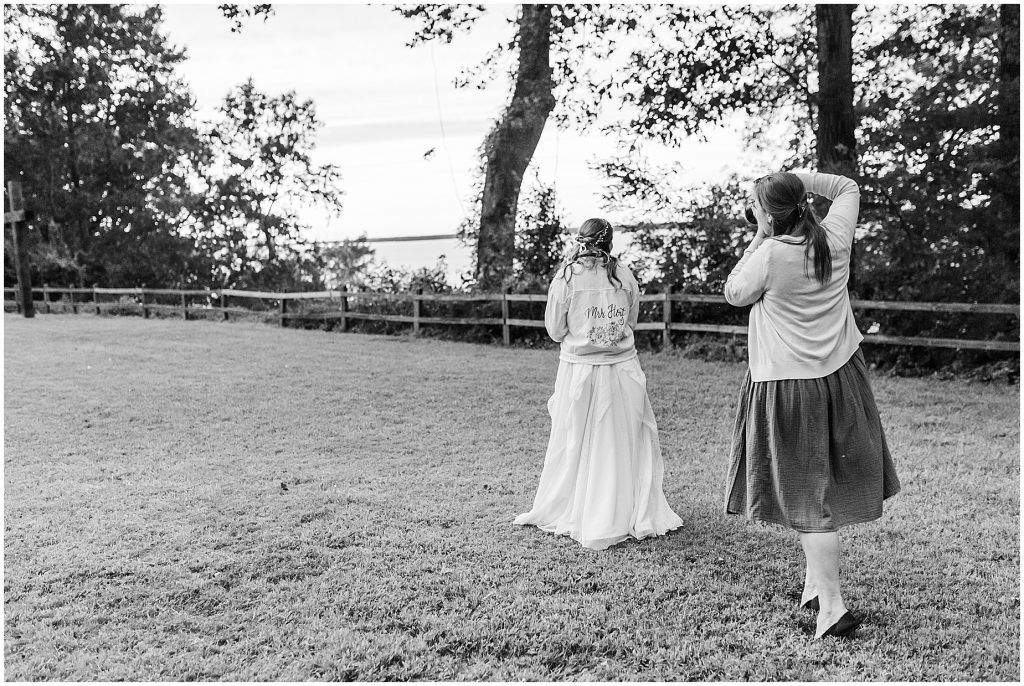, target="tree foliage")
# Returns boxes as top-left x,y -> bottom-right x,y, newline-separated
395,4 -> 654,290
4,4 -> 346,291
598,157 -> 750,295
186,79 -> 343,289
4,4 -> 203,286
393,4 -> 486,46
595,4 -> 1018,369
597,5 -> 816,151
513,180 -> 567,290
218,4 -> 274,33
4,4 -> 1015,371
587,5 -> 1017,307
316,238 -> 376,290
856,5 -> 1016,299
